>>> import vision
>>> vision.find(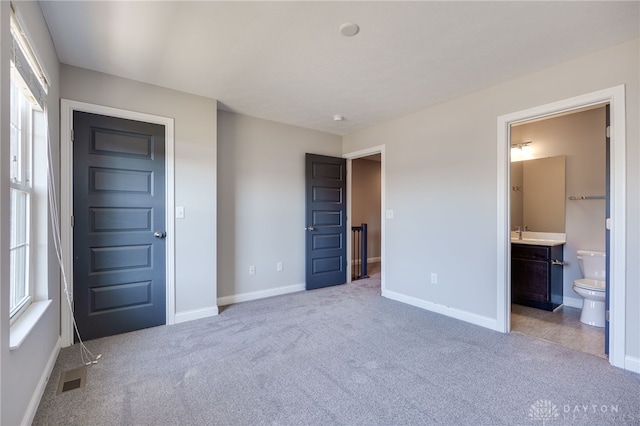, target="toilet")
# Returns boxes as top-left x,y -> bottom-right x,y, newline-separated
572,250 -> 606,327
